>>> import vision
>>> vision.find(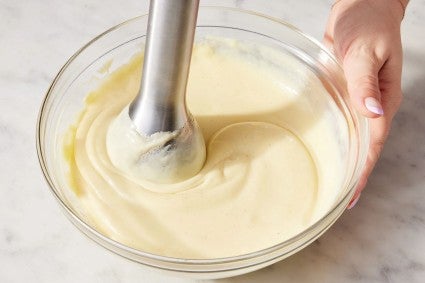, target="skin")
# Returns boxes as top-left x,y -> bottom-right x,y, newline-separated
324,0 -> 407,208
